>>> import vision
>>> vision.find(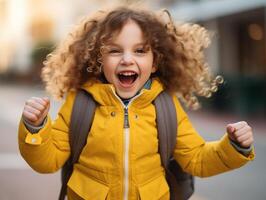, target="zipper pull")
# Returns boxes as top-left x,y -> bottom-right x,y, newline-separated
124,107 -> 129,128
